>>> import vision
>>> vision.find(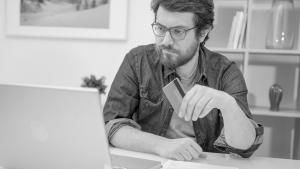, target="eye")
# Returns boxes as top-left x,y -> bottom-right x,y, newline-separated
155,24 -> 166,32
171,28 -> 185,35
